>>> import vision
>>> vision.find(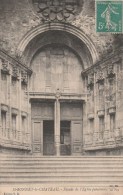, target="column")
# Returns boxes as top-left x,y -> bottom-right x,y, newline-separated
19,71 -> 22,143
9,70 -> 12,140
7,66 -> 11,140
27,74 -> 31,147
54,98 -> 60,156
94,71 -> 99,143
0,59 -> 2,138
